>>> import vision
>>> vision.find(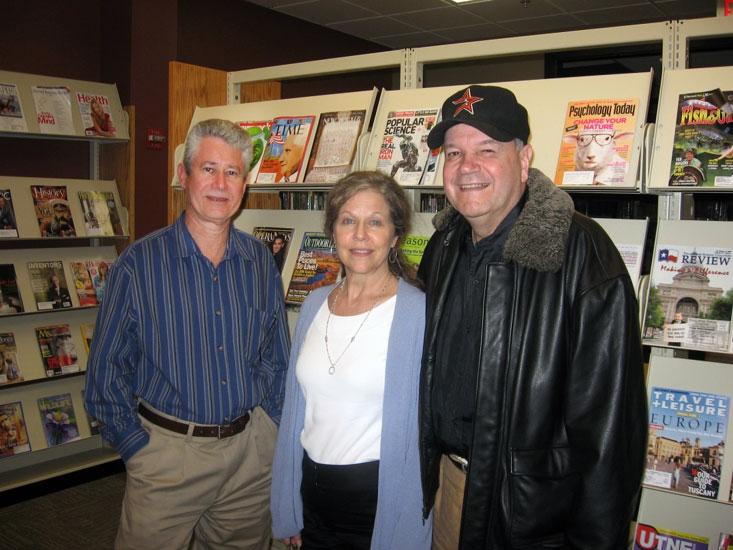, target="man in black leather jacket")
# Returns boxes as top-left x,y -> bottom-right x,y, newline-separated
417,85 -> 647,549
